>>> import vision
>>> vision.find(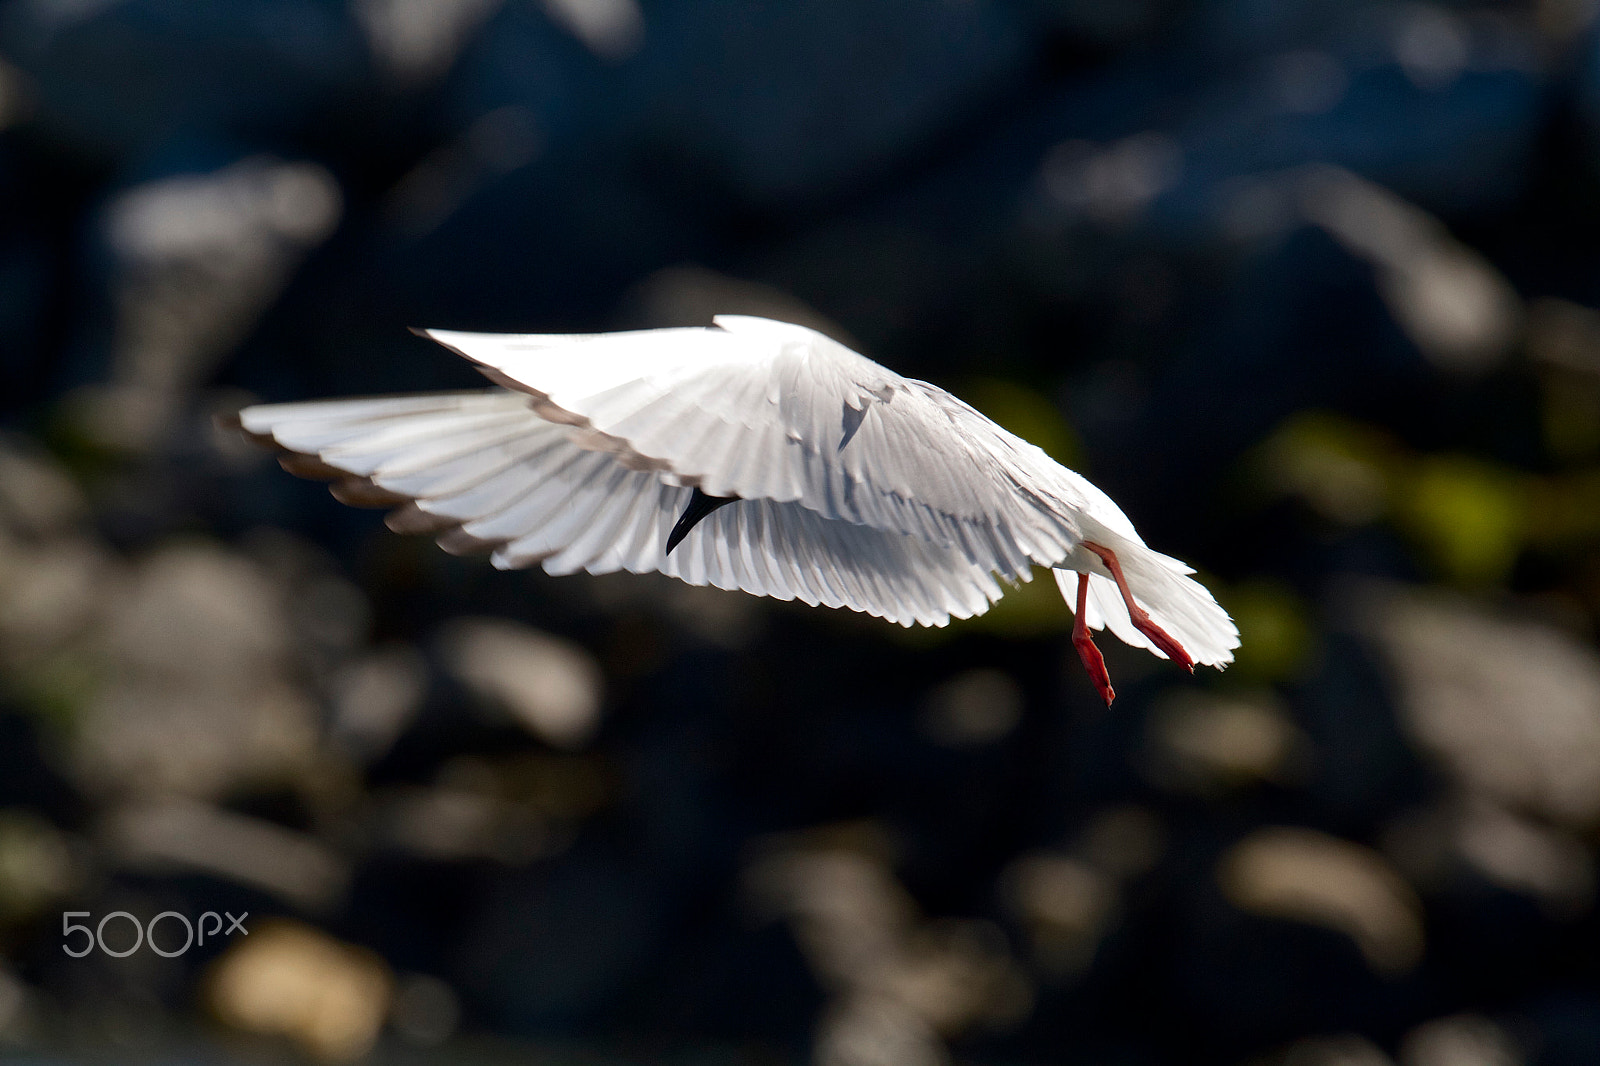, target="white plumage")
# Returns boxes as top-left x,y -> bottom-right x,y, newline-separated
233,315 -> 1237,703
